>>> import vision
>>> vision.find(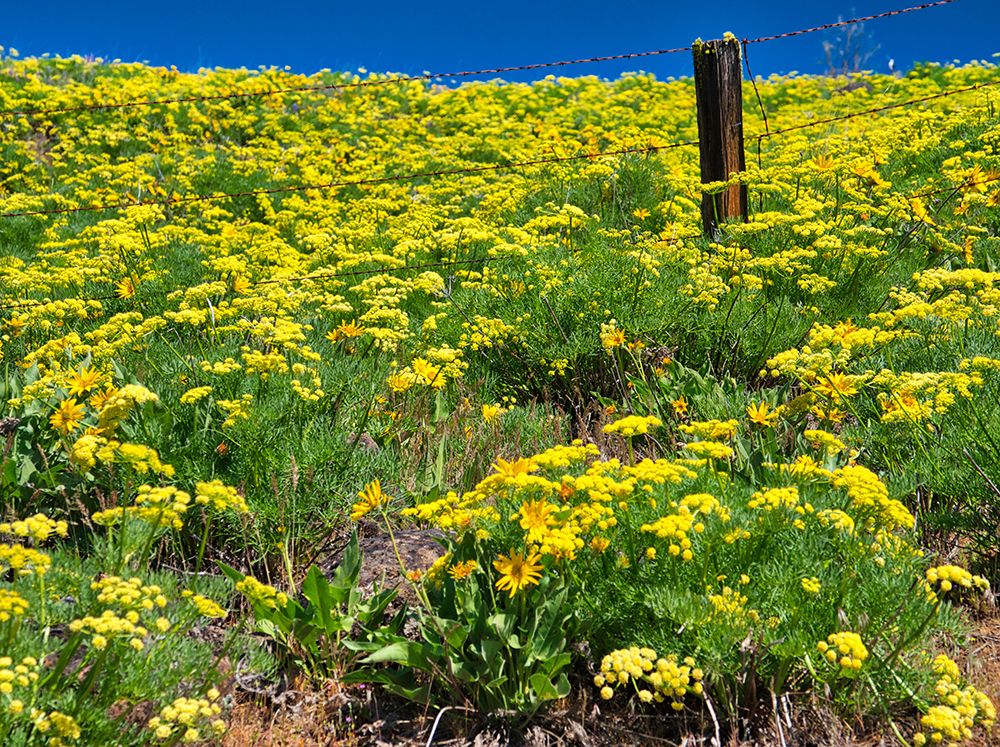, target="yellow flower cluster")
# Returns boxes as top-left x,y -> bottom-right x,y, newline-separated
401,490 -> 501,530
0,656 -> 40,705
640,493 -> 727,561
148,689 -> 225,742
351,479 -> 392,521
235,576 -> 289,610
91,576 -> 168,612
925,565 -> 990,594
594,647 -> 703,710
680,419 -> 739,441
817,631 -> 868,674
0,514 -> 69,543
0,589 -> 29,622
179,386 -> 213,405
194,480 -> 249,513
800,577 -> 822,594
181,590 -> 228,619
217,394 -> 253,428
803,429 -> 847,456
0,544 -> 51,576
912,655 -> 996,747
69,609 -> 149,651
599,320 -> 627,351
707,585 -> 759,627
93,485 -> 192,531
602,415 -> 662,437
816,508 -> 855,535
831,465 -> 913,531
30,709 -> 81,746
747,486 -> 805,513
95,384 -> 159,433
69,435 -> 174,475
